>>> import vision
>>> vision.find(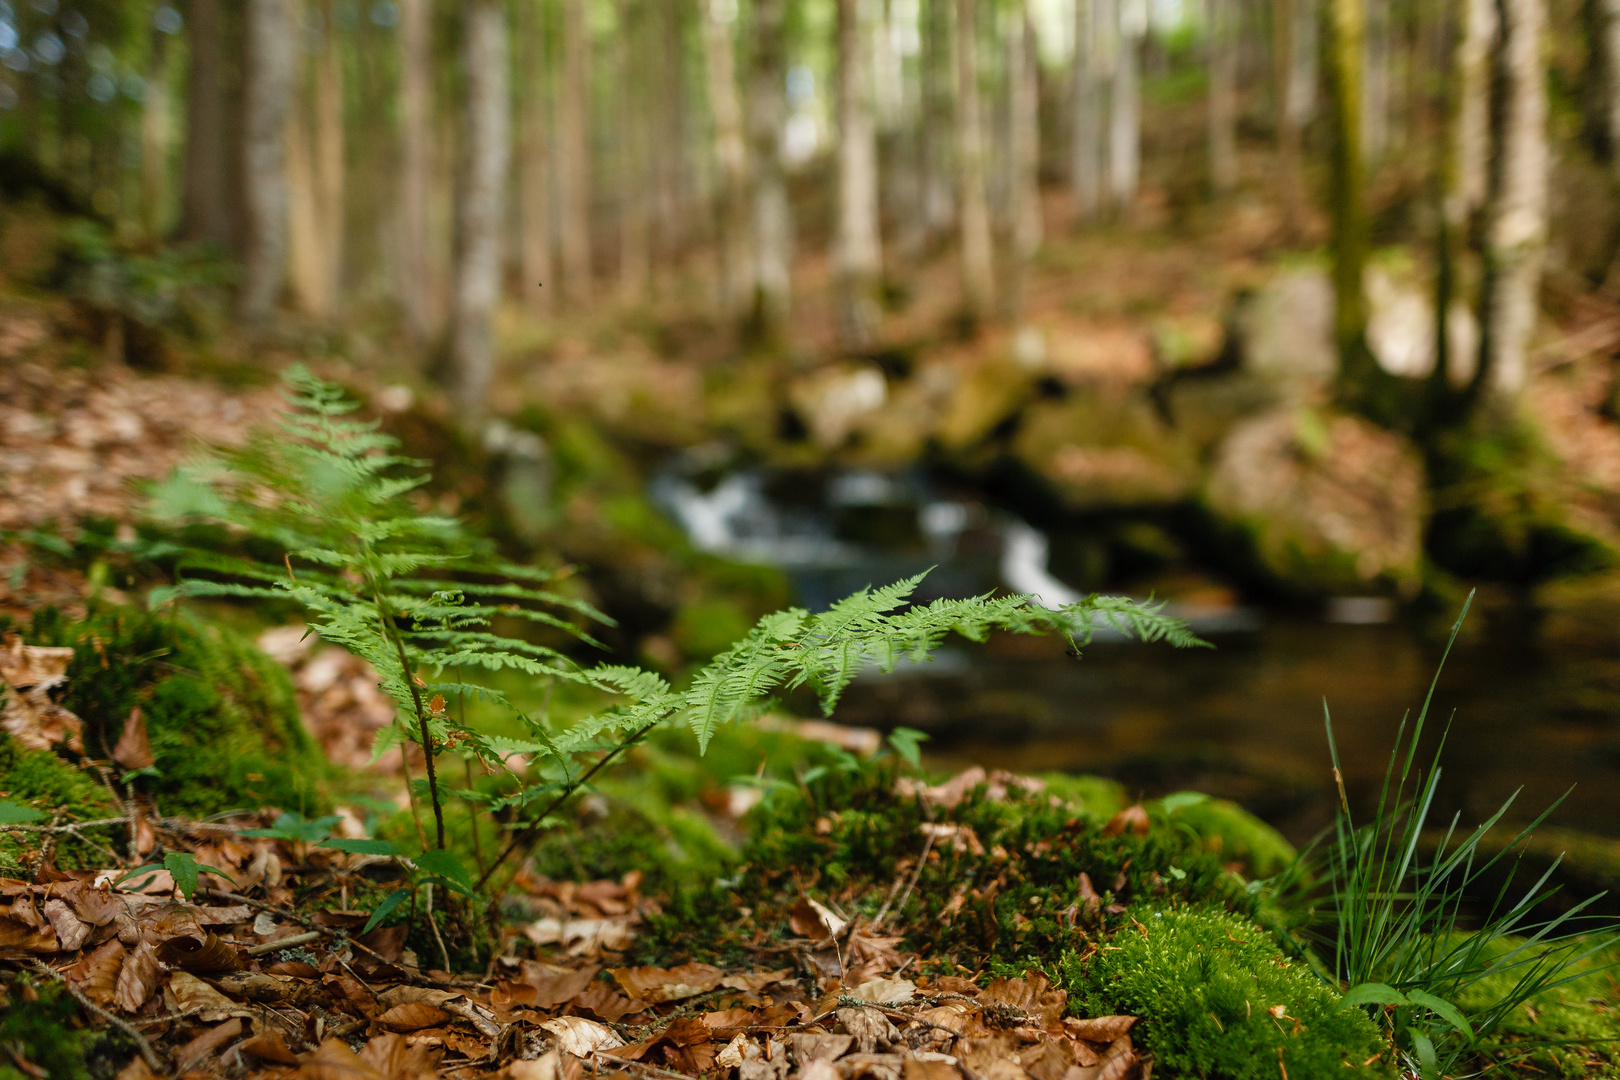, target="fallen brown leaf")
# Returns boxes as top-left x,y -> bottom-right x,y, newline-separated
608,961 -> 723,1003
1062,1016 -> 1136,1043
516,960 -> 600,1007
790,898 -> 848,941
168,971 -> 253,1022
71,938 -> 125,1005
175,1017 -> 244,1071
113,939 -> 159,1013
375,1003 -> 452,1032
158,932 -> 241,974
41,898 -> 90,952
538,1015 -> 624,1056
721,968 -> 794,992
240,1030 -> 300,1065
296,1038 -> 388,1080
790,1033 -> 854,1063
1102,805 -> 1149,838
358,1032 -> 442,1080
111,707 -> 154,770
